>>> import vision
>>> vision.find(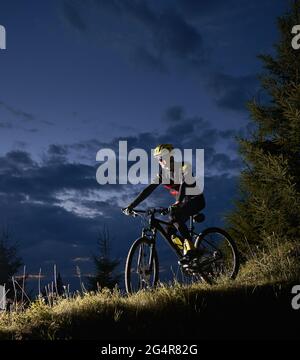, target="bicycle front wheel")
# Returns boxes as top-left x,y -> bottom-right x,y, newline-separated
125,237 -> 159,294
194,227 -> 239,283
